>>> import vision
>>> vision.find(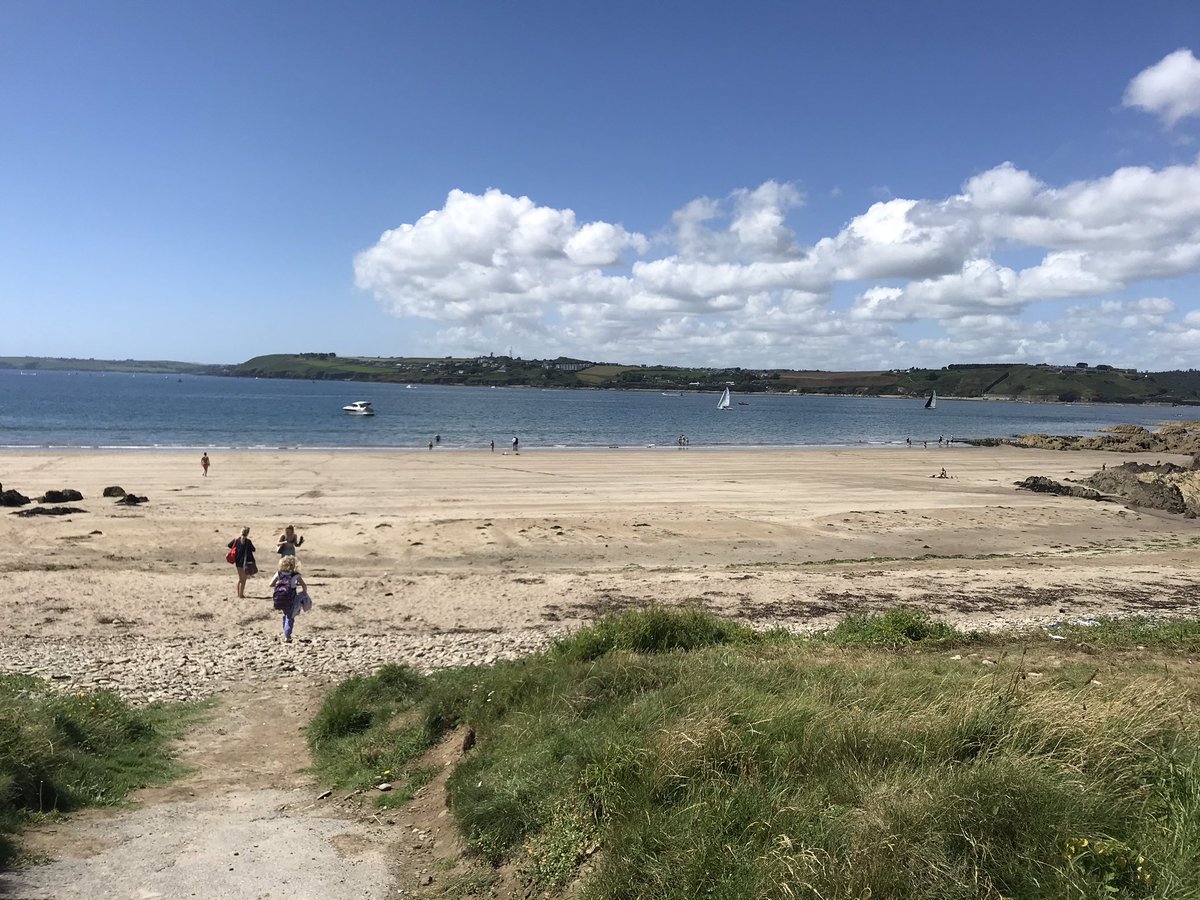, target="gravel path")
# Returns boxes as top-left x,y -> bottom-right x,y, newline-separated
1,681 -> 411,899
0,628 -> 558,704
